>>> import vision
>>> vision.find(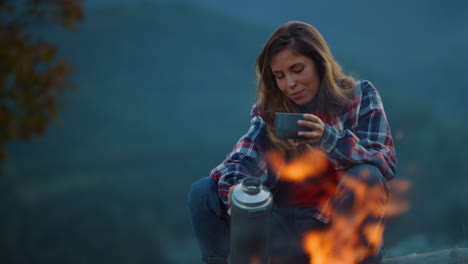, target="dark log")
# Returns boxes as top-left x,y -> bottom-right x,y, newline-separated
382,248 -> 468,264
